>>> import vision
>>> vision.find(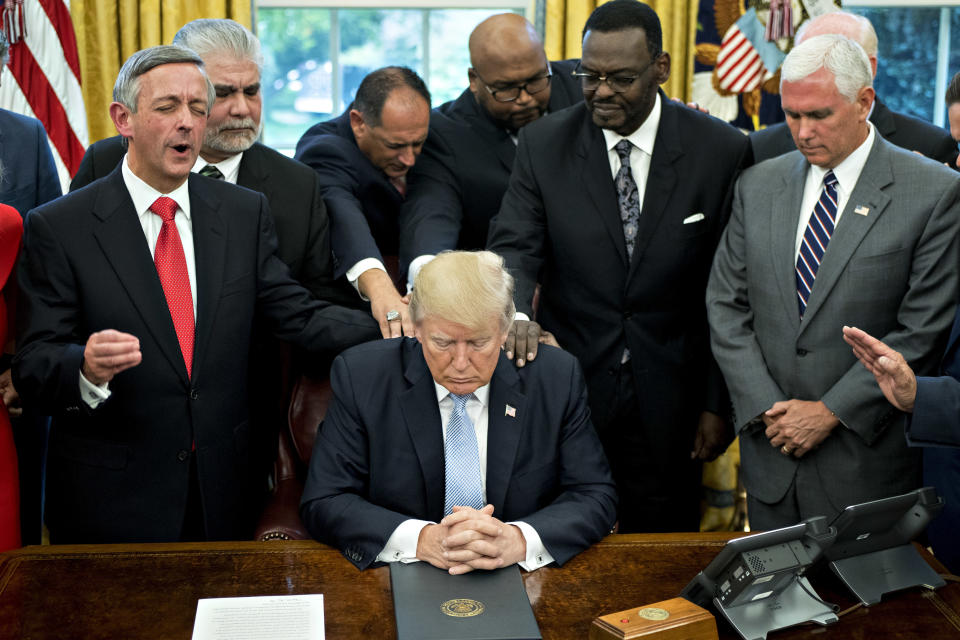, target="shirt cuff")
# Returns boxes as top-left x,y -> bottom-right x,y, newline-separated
406,254 -> 435,292
79,370 -> 111,408
346,258 -> 387,300
514,312 -> 530,322
376,518 -> 433,564
510,520 -> 553,570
